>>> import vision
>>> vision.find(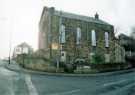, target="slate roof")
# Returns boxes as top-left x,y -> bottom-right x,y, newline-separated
54,10 -> 112,26
40,6 -> 112,26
